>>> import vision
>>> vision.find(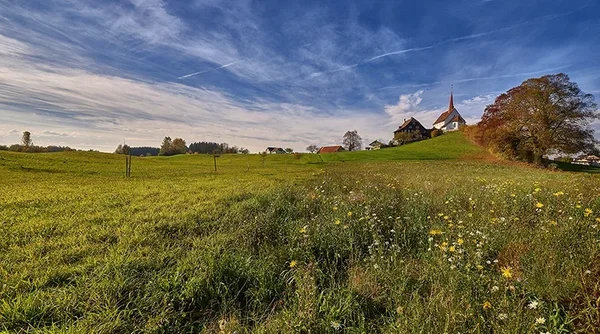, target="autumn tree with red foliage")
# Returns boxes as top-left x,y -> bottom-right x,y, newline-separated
473,73 -> 598,165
